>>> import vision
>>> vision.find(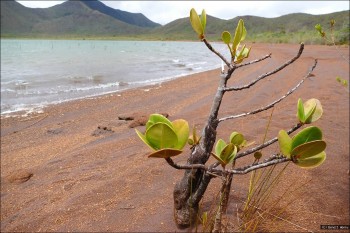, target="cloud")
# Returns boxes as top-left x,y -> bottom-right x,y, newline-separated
102,1 -> 349,25
16,1 -> 349,25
